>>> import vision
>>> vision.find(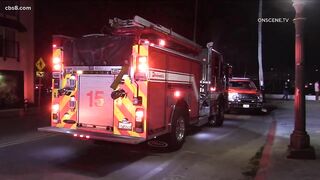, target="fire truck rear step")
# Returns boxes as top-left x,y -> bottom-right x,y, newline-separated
38,127 -> 145,144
